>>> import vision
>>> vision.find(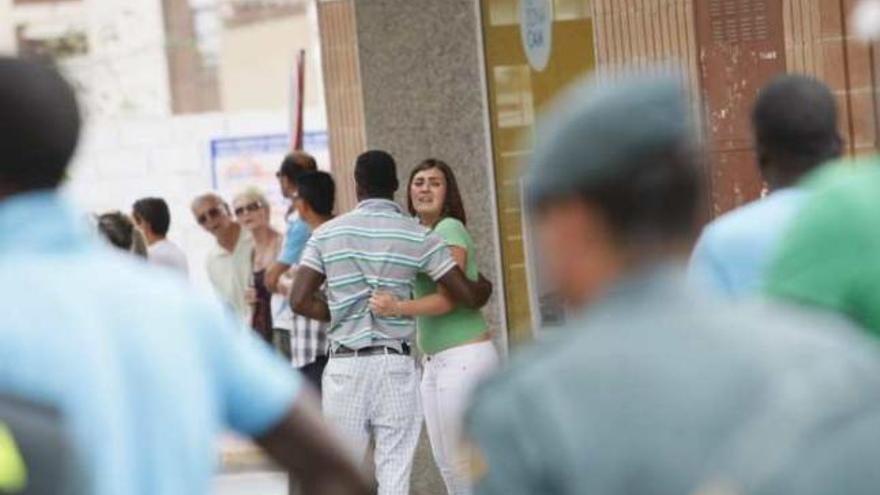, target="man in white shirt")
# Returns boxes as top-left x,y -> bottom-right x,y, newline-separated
191,192 -> 254,322
132,197 -> 189,276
